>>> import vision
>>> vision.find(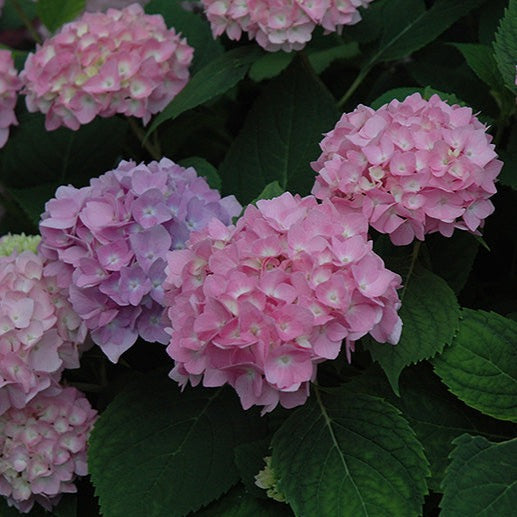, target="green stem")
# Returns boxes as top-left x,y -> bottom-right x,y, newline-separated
337,66 -> 371,109
12,0 -> 41,44
401,240 -> 421,300
128,118 -> 162,160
